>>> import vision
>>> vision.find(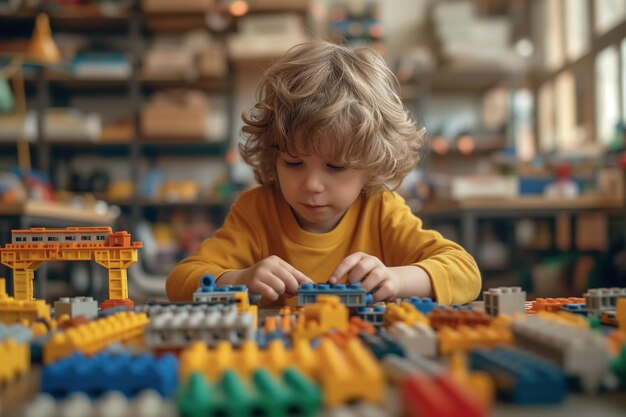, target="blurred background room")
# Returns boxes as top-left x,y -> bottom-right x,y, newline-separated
0,0 -> 625,303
